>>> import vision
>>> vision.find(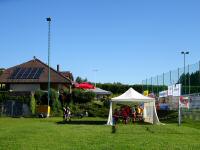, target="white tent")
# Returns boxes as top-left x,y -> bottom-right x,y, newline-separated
107,88 -> 160,125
